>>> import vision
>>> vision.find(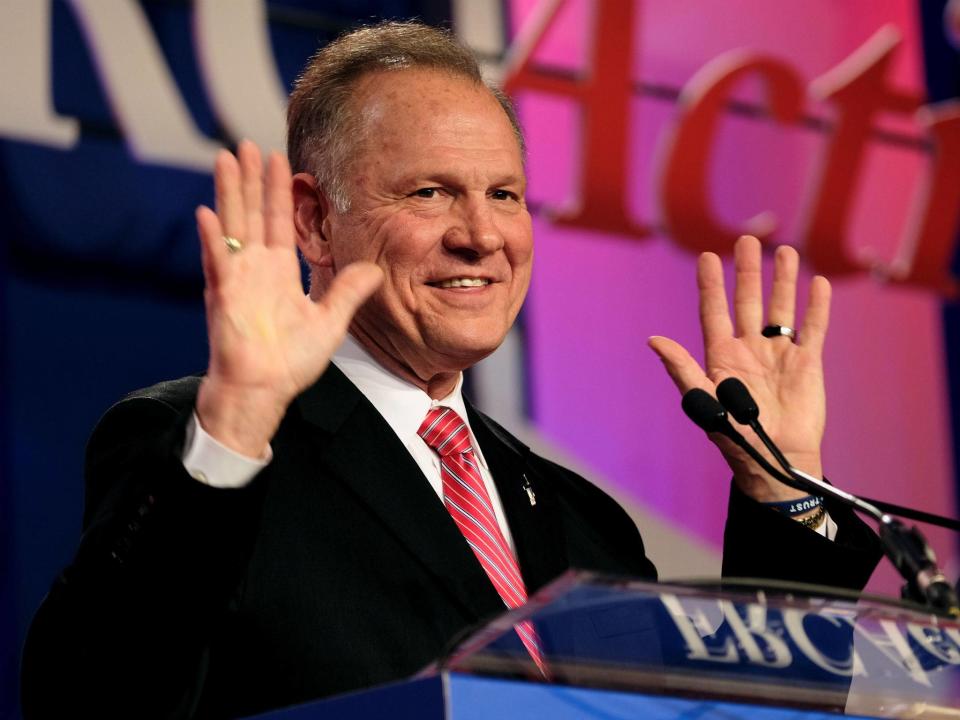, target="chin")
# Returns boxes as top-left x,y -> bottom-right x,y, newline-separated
429,329 -> 508,368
